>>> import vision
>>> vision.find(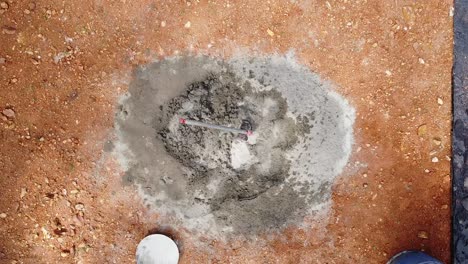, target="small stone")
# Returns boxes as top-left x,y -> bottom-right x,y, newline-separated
2,108 -> 15,118
417,231 -> 429,239
54,52 -> 70,64
2,26 -> 17,35
385,70 -> 392,76
74,203 -> 84,211
267,29 -> 275,37
28,3 -> 36,10
437,98 -> 443,105
41,227 -> 51,239
433,137 -> 442,145
417,124 -> 427,136
184,21 -> 191,28
431,157 -> 439,163
161,21 -> 166,27
20,188 -> 27,199
0,57 -> 5,64
60,252 -> 69,258
441,204 -> 449,210
0,213 -> 6,218
418,58 -> 425,64
23,9 -> 31,14
363,183 -> 368,188
0,2 -> 8,9
31,58 -> 40,65
10,78 -> 17,83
